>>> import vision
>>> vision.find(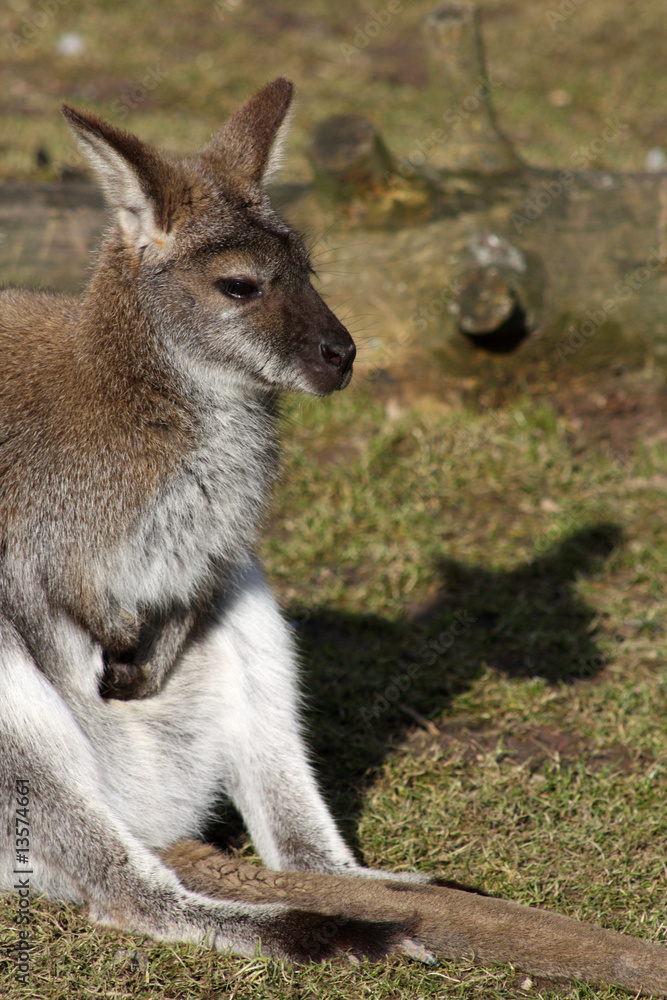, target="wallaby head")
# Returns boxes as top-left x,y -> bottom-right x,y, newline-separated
62,78 -> 355,397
